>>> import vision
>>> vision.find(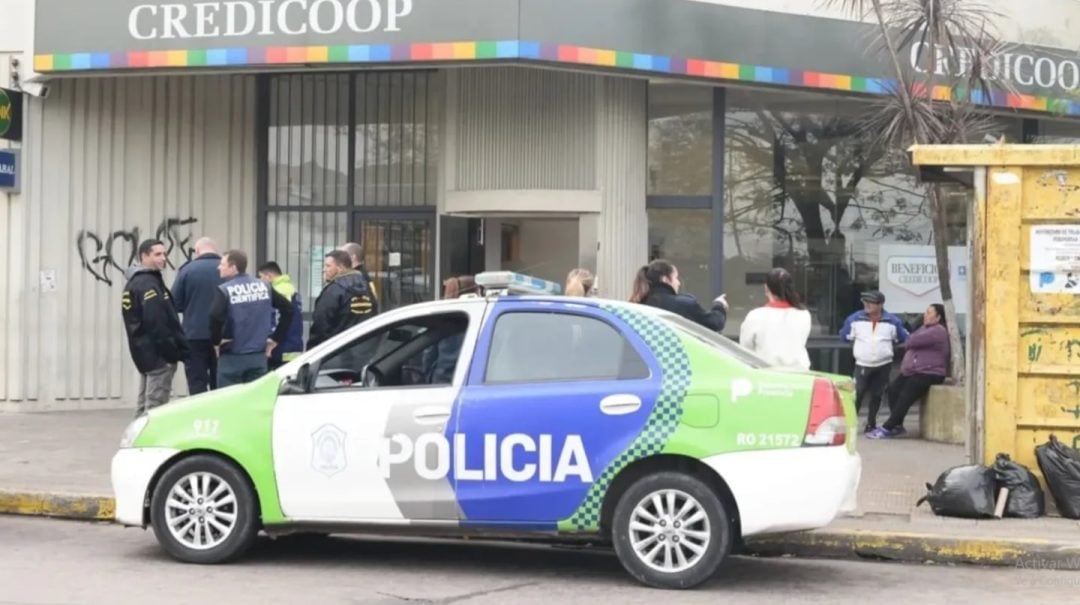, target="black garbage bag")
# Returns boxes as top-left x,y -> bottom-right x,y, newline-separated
992,453 -> 1045,518
916,464 -> 996,518
1034,435 -> 1080,519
